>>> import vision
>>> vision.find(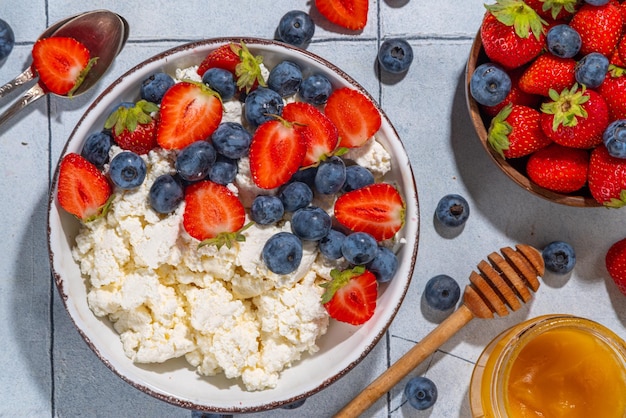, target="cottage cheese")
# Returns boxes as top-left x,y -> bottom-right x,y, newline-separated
72,63 -> 393,391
